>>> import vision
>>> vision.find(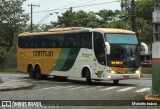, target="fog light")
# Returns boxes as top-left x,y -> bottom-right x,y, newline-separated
108,76 -> 112,79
